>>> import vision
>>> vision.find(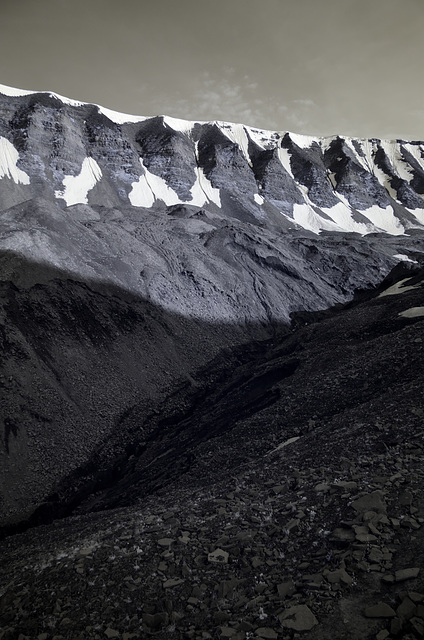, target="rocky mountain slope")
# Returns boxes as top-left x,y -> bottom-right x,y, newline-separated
1,84 -> 424,639
1,264 -> 424,640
